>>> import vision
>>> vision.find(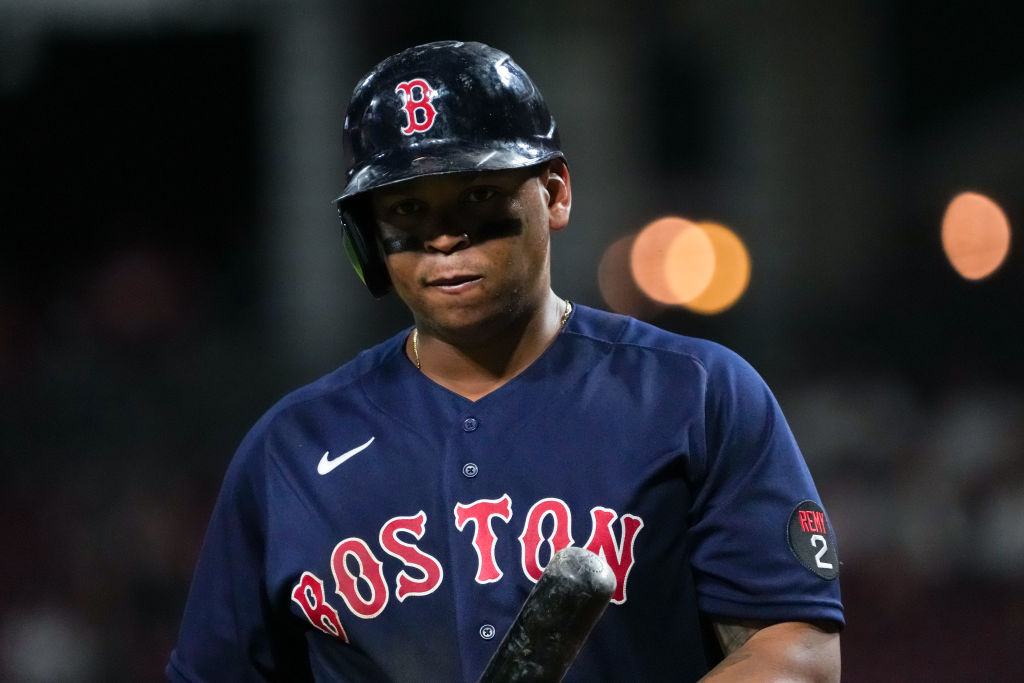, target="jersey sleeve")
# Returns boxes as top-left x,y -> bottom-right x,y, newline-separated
166,428 -> 310,682
686,346 -> 844,627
